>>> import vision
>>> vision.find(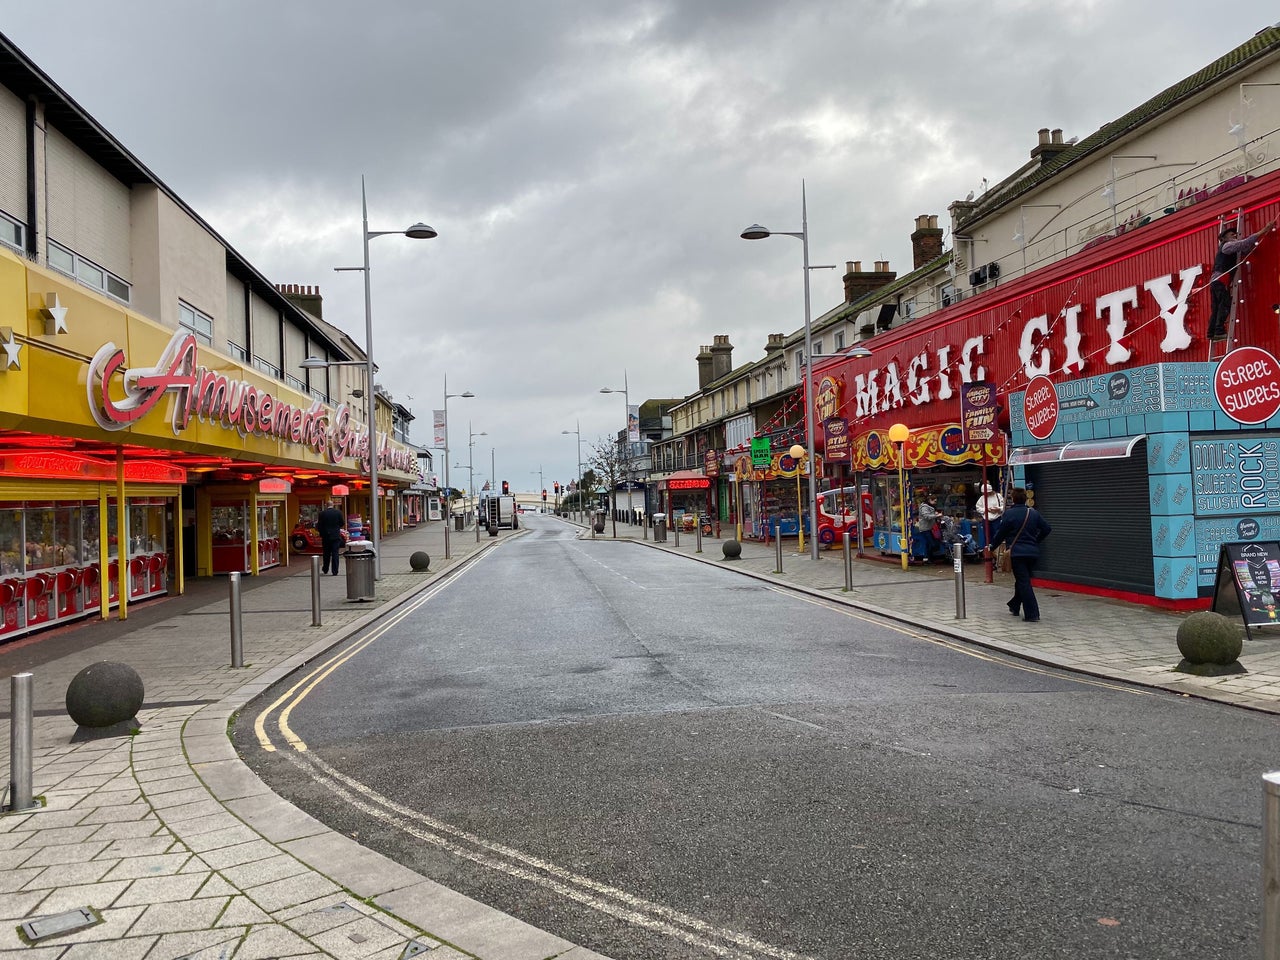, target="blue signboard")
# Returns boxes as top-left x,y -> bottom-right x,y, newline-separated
1190,434 -> 1280,516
